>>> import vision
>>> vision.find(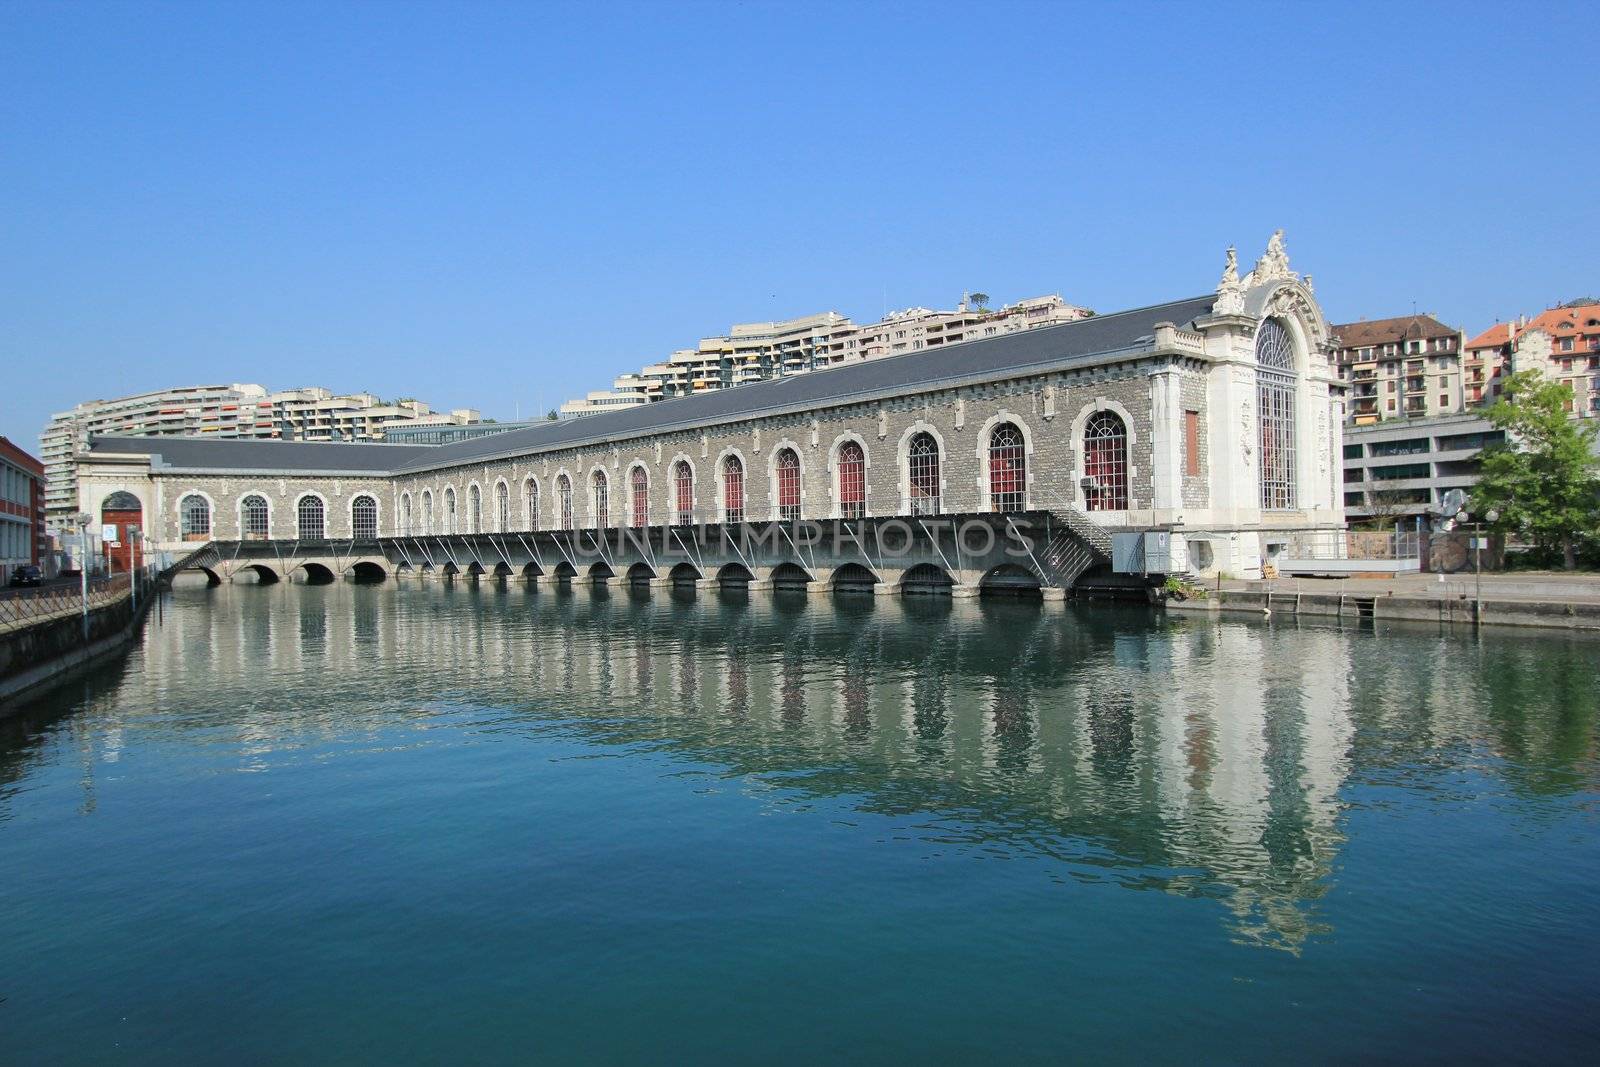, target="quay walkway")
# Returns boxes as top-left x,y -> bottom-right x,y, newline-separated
1170,572 -> 1600,631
